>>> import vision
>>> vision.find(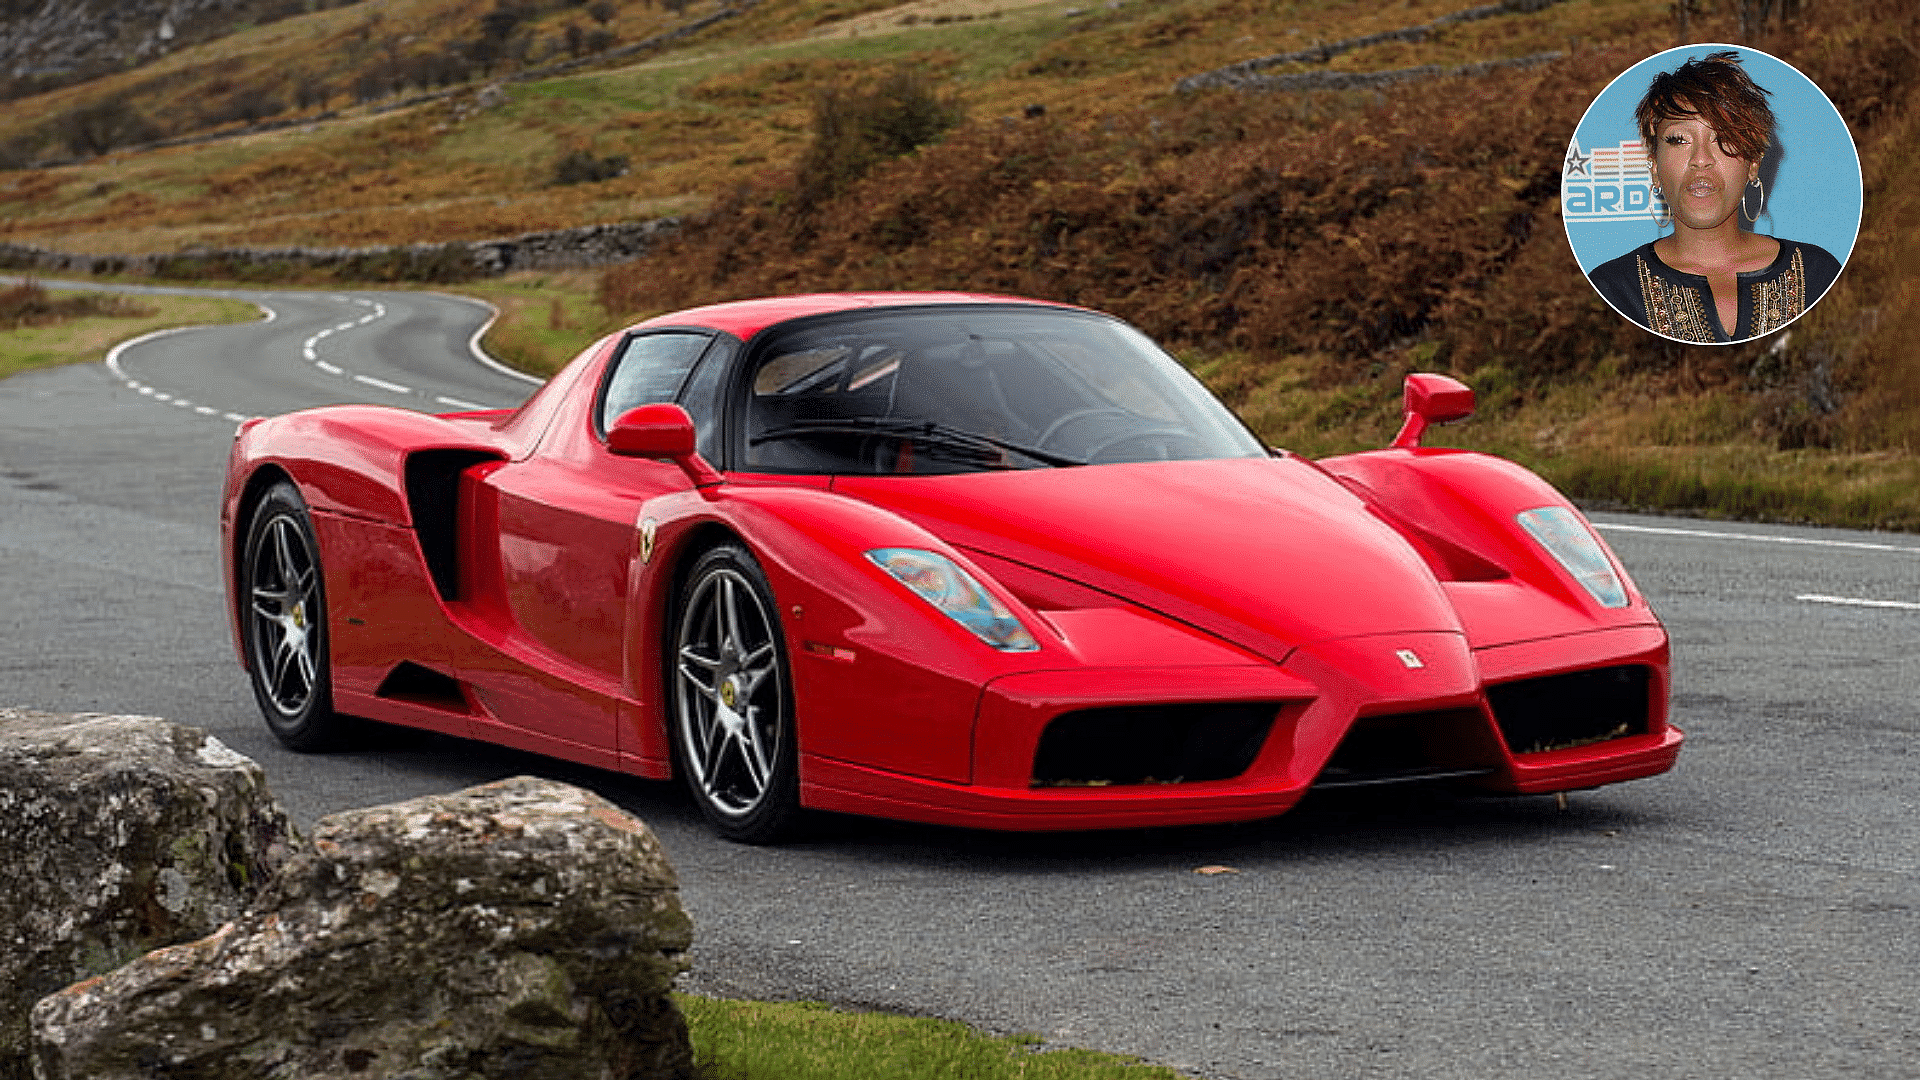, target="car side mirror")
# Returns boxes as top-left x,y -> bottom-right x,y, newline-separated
608,403 -> 723,488
1389,373 -> 1474,449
